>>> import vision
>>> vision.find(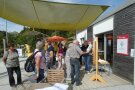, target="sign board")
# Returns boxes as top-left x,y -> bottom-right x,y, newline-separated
117,34 -> 129,55
17,48 -> 23,57
130,49 -> 135,57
